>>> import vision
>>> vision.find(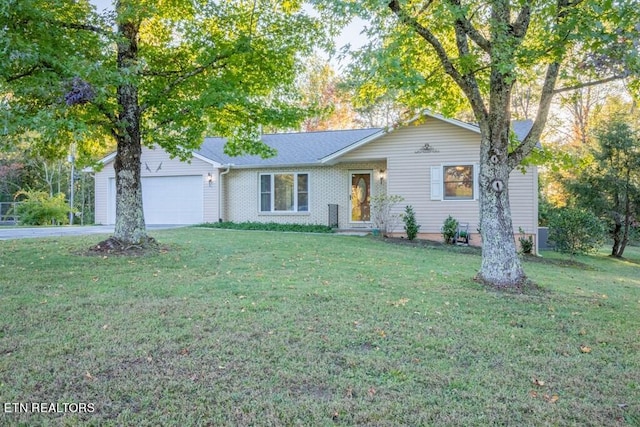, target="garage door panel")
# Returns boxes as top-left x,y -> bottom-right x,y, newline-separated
108,176 -> 203,225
